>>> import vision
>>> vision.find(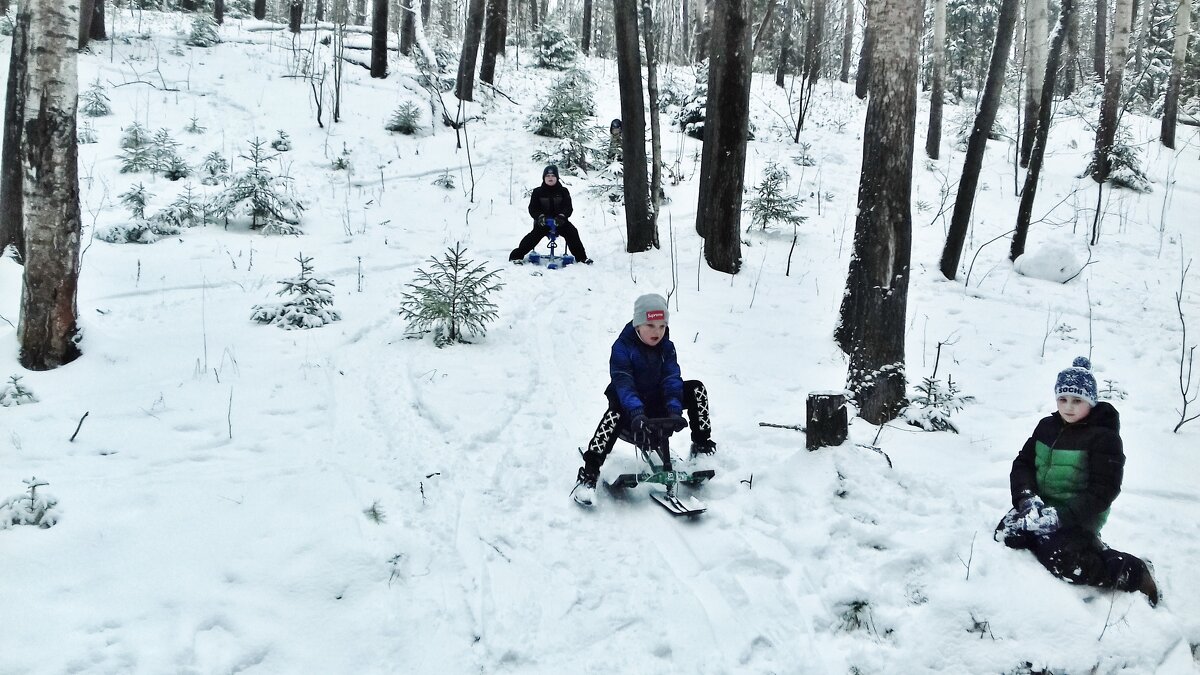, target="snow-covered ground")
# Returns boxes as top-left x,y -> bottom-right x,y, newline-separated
2,11 -> 1199,674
